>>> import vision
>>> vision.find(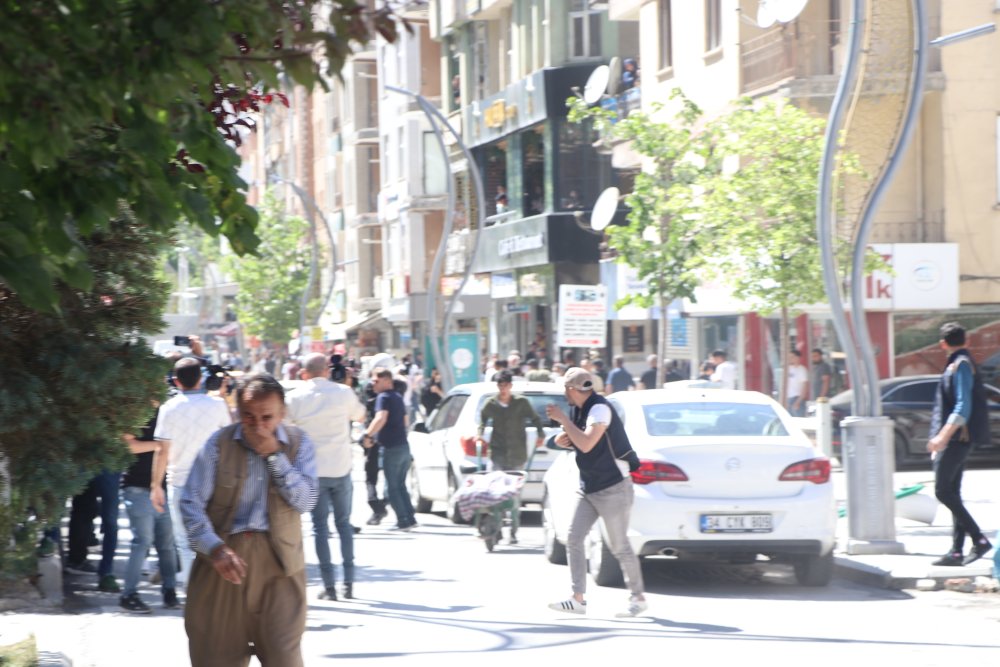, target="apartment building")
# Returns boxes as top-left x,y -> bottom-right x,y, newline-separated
611,0 -> 1000,390
429,0 -> 640,362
